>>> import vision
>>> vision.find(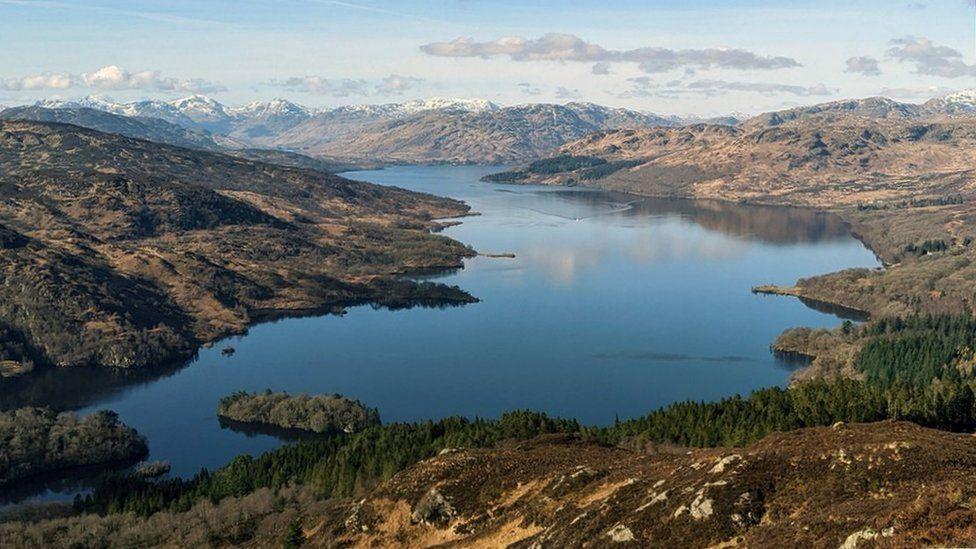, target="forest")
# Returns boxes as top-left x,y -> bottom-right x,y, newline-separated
3,312 -> 975,541
0,408 -> 147,486
66,314 -> 976,518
